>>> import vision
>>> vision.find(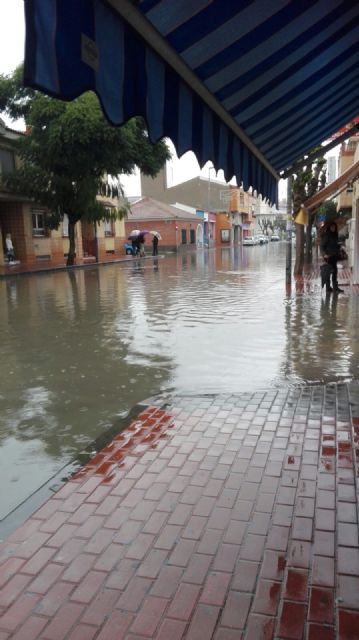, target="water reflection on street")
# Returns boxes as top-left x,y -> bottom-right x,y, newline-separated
0,243 -> 358,518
